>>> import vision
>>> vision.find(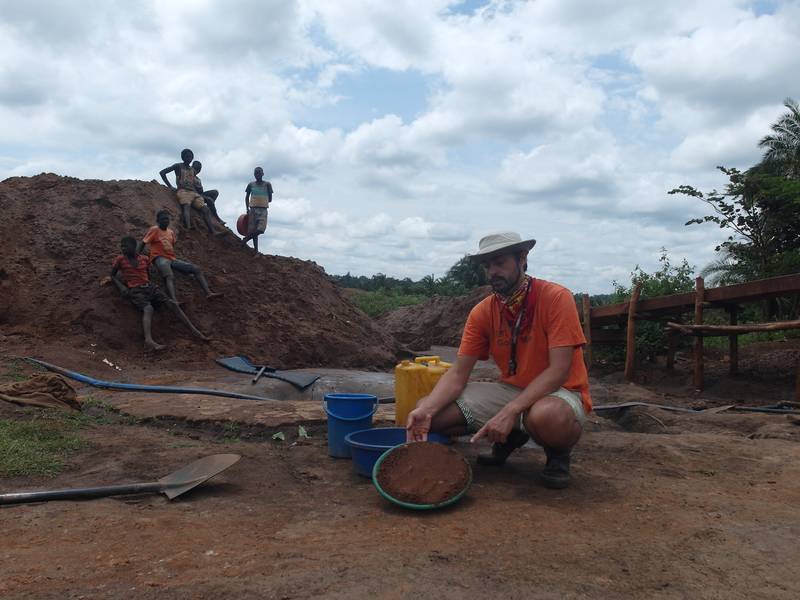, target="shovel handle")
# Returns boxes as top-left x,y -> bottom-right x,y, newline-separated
0,482 -> 162,505
252,366 -> 267,384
